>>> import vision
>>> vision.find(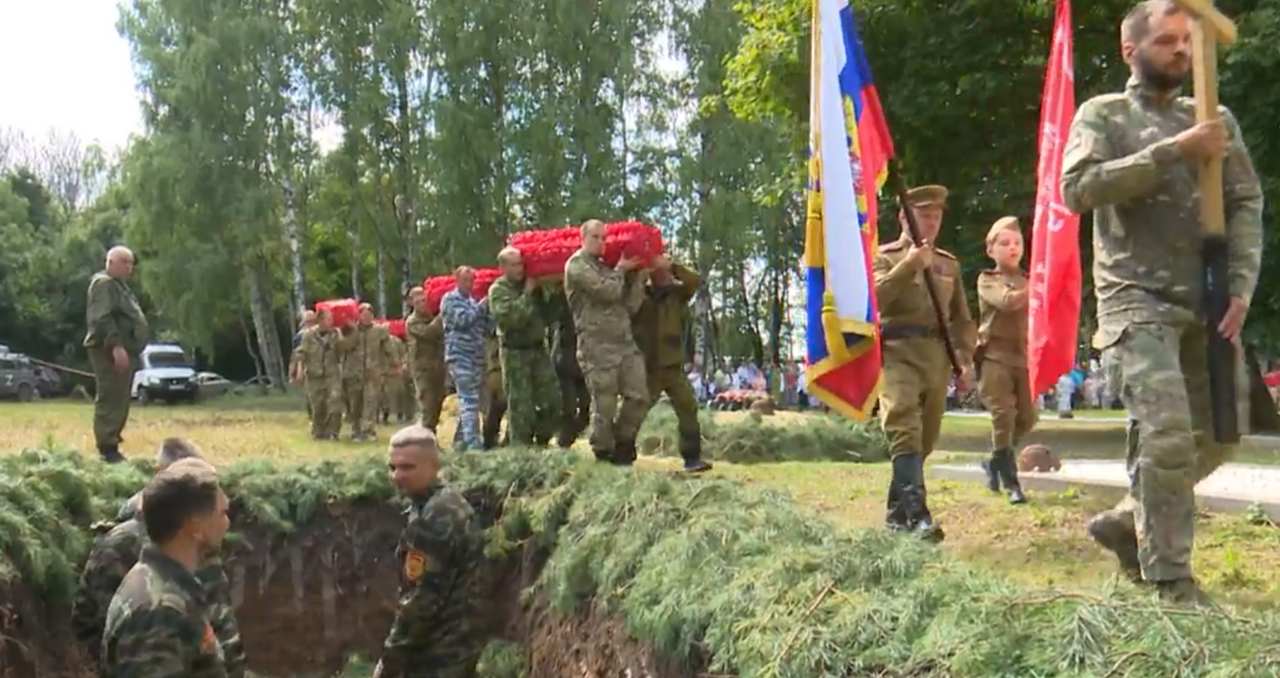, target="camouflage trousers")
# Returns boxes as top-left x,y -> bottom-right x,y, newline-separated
582,351 -> 648,459
413,367 -> 447,431
978,359 -> 1037,450
448,362 -> 483,451
88,346 -> 133,447
1109,321 -> 1234,581
482,364 -> 506,448
879,337 -> 949,458
344,376 -> 383,438
646,364 -> 701,460
1100,326 -> 1248,581
501,346 -> 561,445
307,379 -> 343,439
